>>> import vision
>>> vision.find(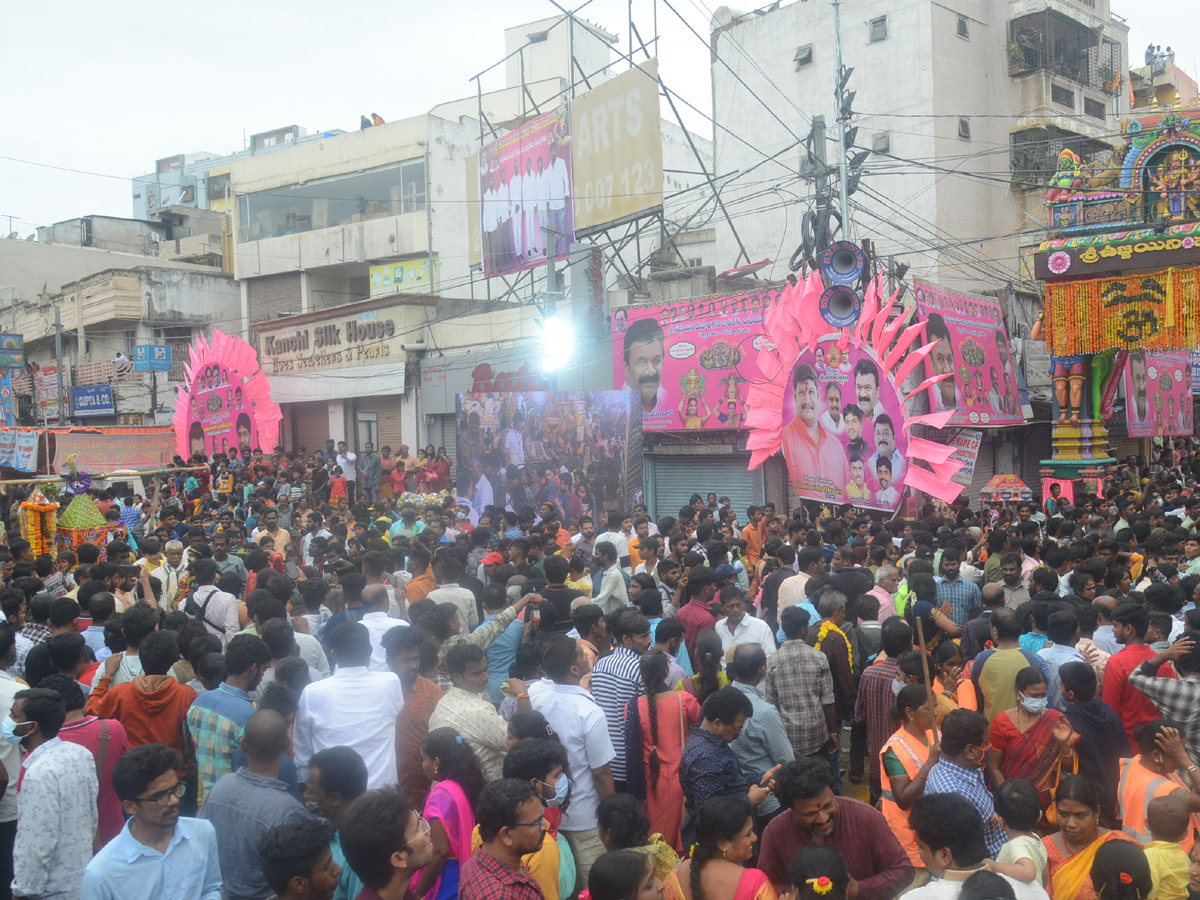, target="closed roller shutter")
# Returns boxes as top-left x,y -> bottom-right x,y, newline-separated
1019,425 -> 1052,501
357,395 -> 404,450
966,436 -> 997,501
435,413 -> 460,493
1110,436 -> 1143,462
290,401 -> 328,453
647,453 -> 763,520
